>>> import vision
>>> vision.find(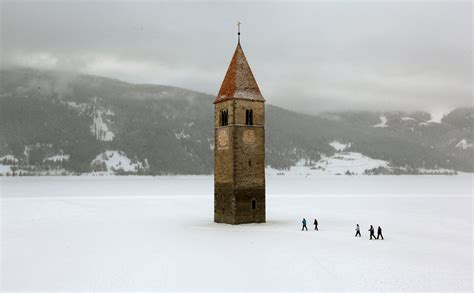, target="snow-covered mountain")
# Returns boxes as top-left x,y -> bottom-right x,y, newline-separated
0,68 -> 472,175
